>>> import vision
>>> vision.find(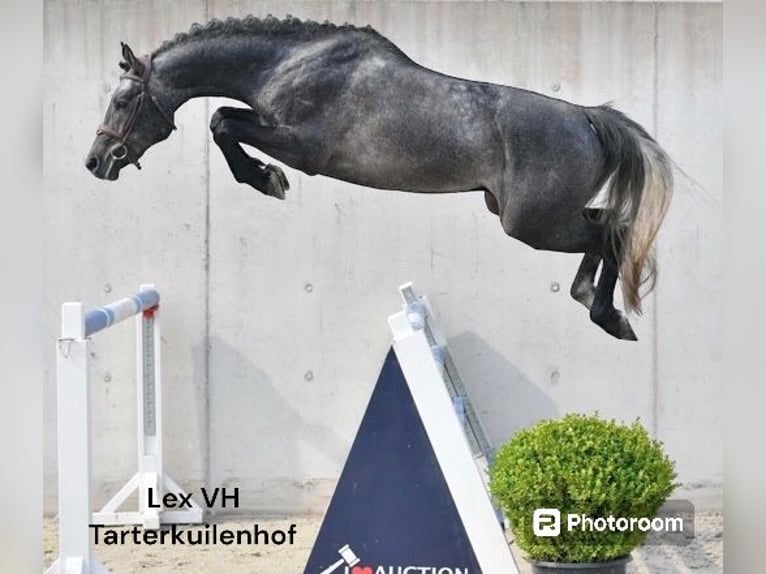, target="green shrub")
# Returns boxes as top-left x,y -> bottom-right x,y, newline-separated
489,413 -> 678,563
